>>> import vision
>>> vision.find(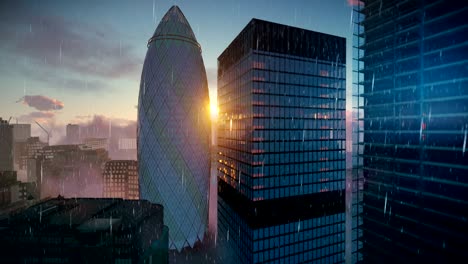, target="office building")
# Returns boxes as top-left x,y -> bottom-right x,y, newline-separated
83,137 -> 109,150
39,145 -> 109,198
138,6 -> 211,250
217,19 -> 346,263
0,197 -> 168,263
12,123 -> 31,143
0,118 -> 14,171
353,0 -> 468,262
66,123 -> 80,144
103,160 -> 139,200
0,171 -> 17,207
